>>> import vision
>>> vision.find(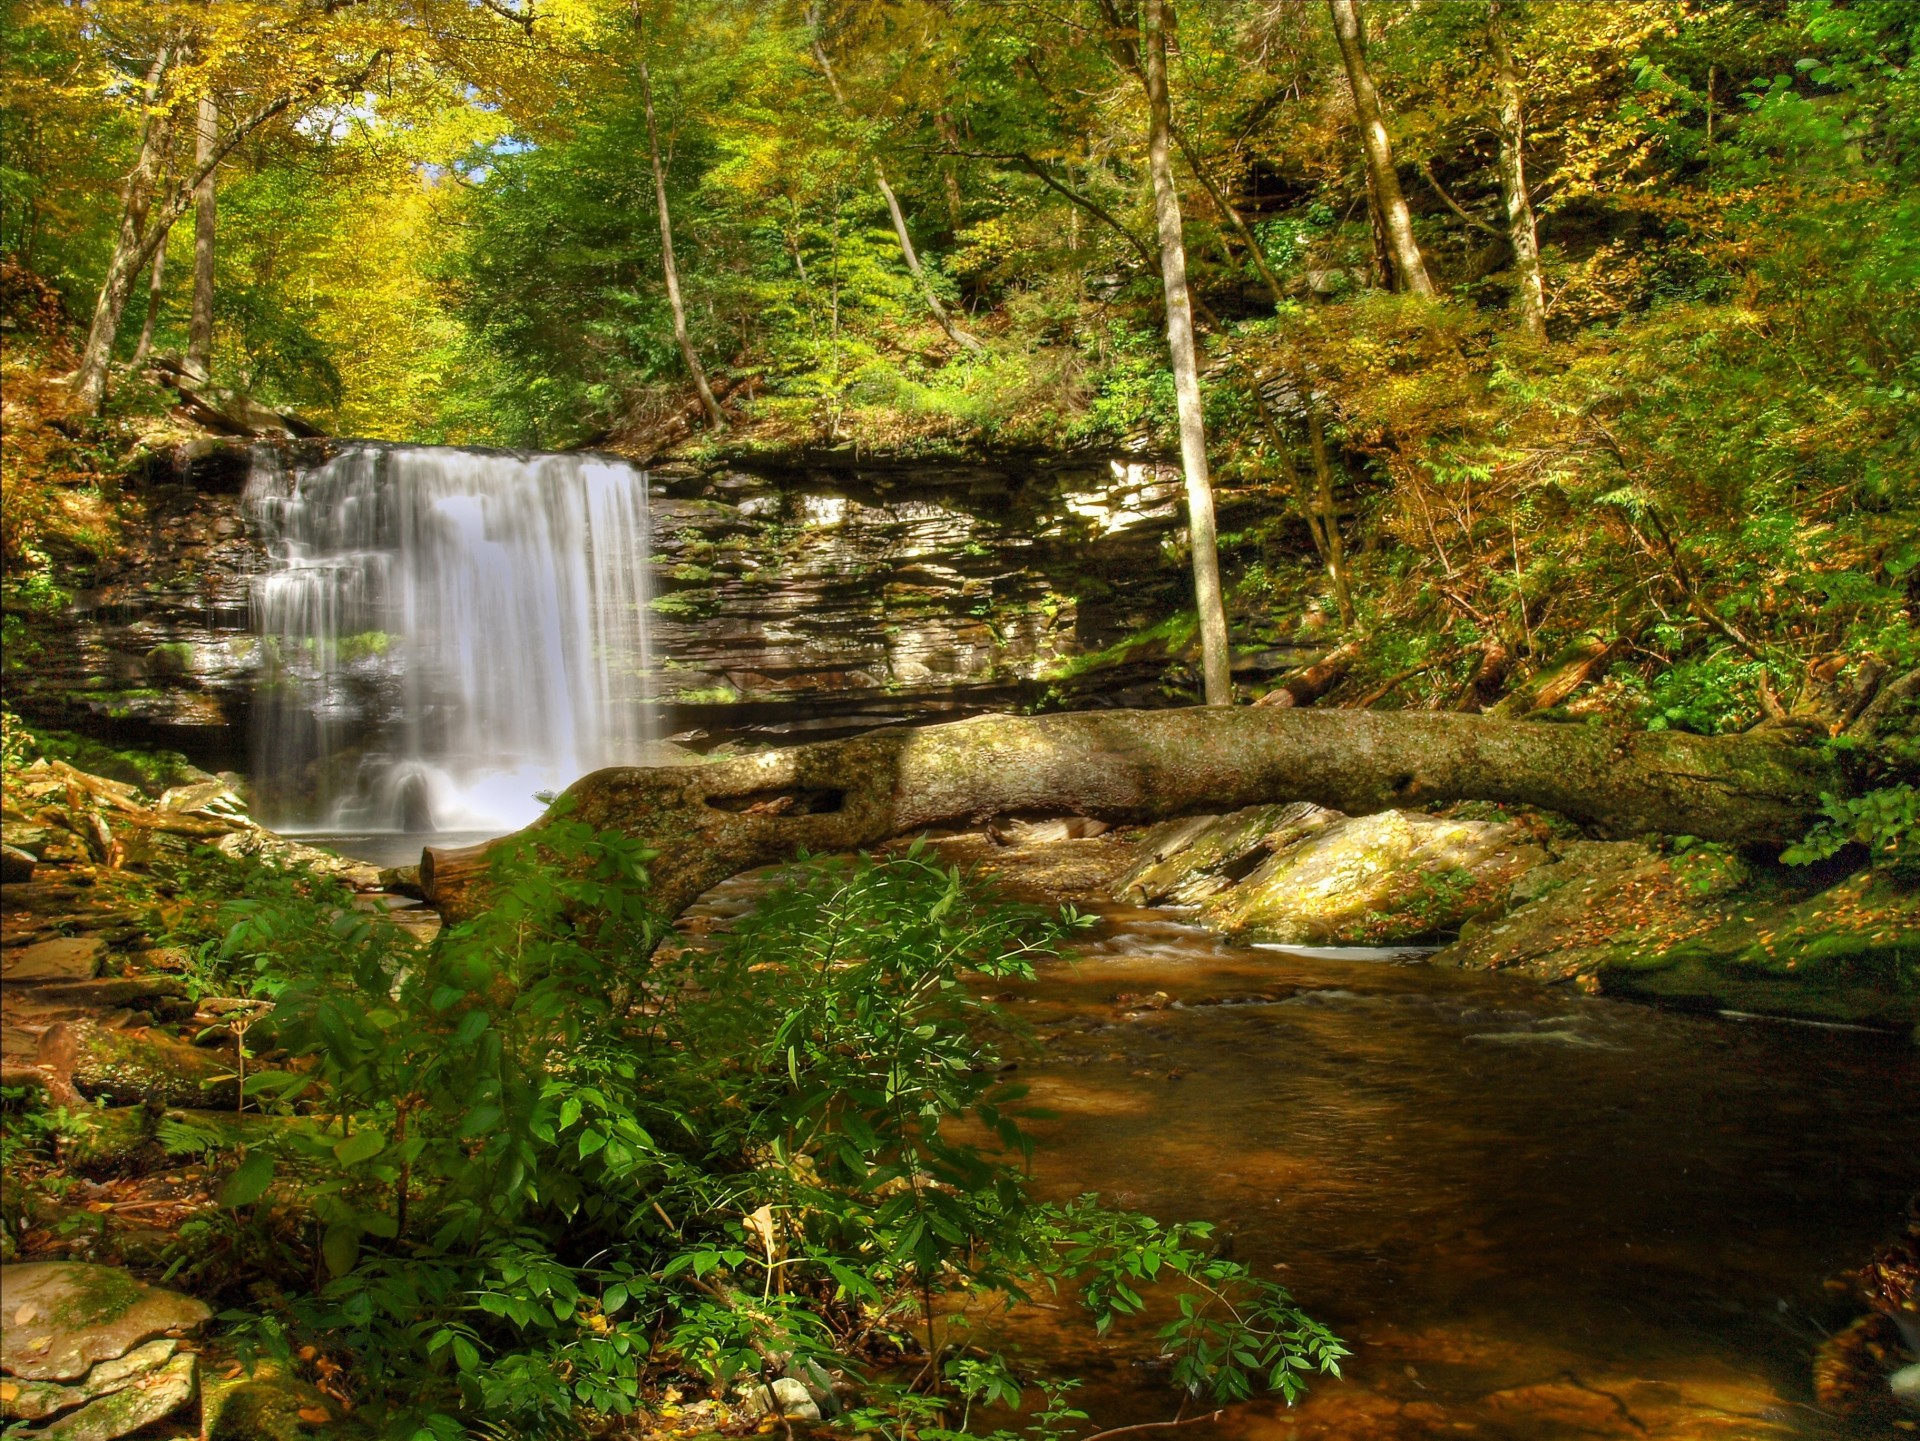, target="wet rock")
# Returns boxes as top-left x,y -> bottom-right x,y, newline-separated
1123,805 -> 1546,944
739,1376 -> 821,1421
0,1262 -> 210,1383
1439,843 -> 1920,1027
3,939 -> 107,985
